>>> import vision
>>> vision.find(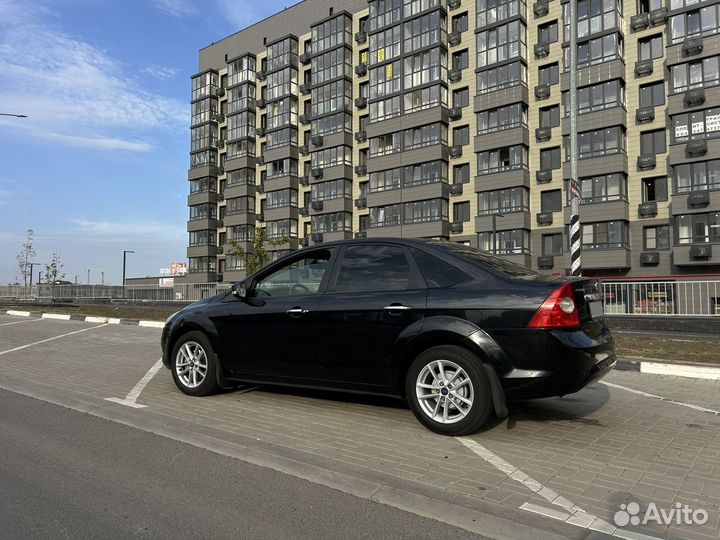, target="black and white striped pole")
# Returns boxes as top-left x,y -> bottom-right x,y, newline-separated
568,0 -> 582,277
